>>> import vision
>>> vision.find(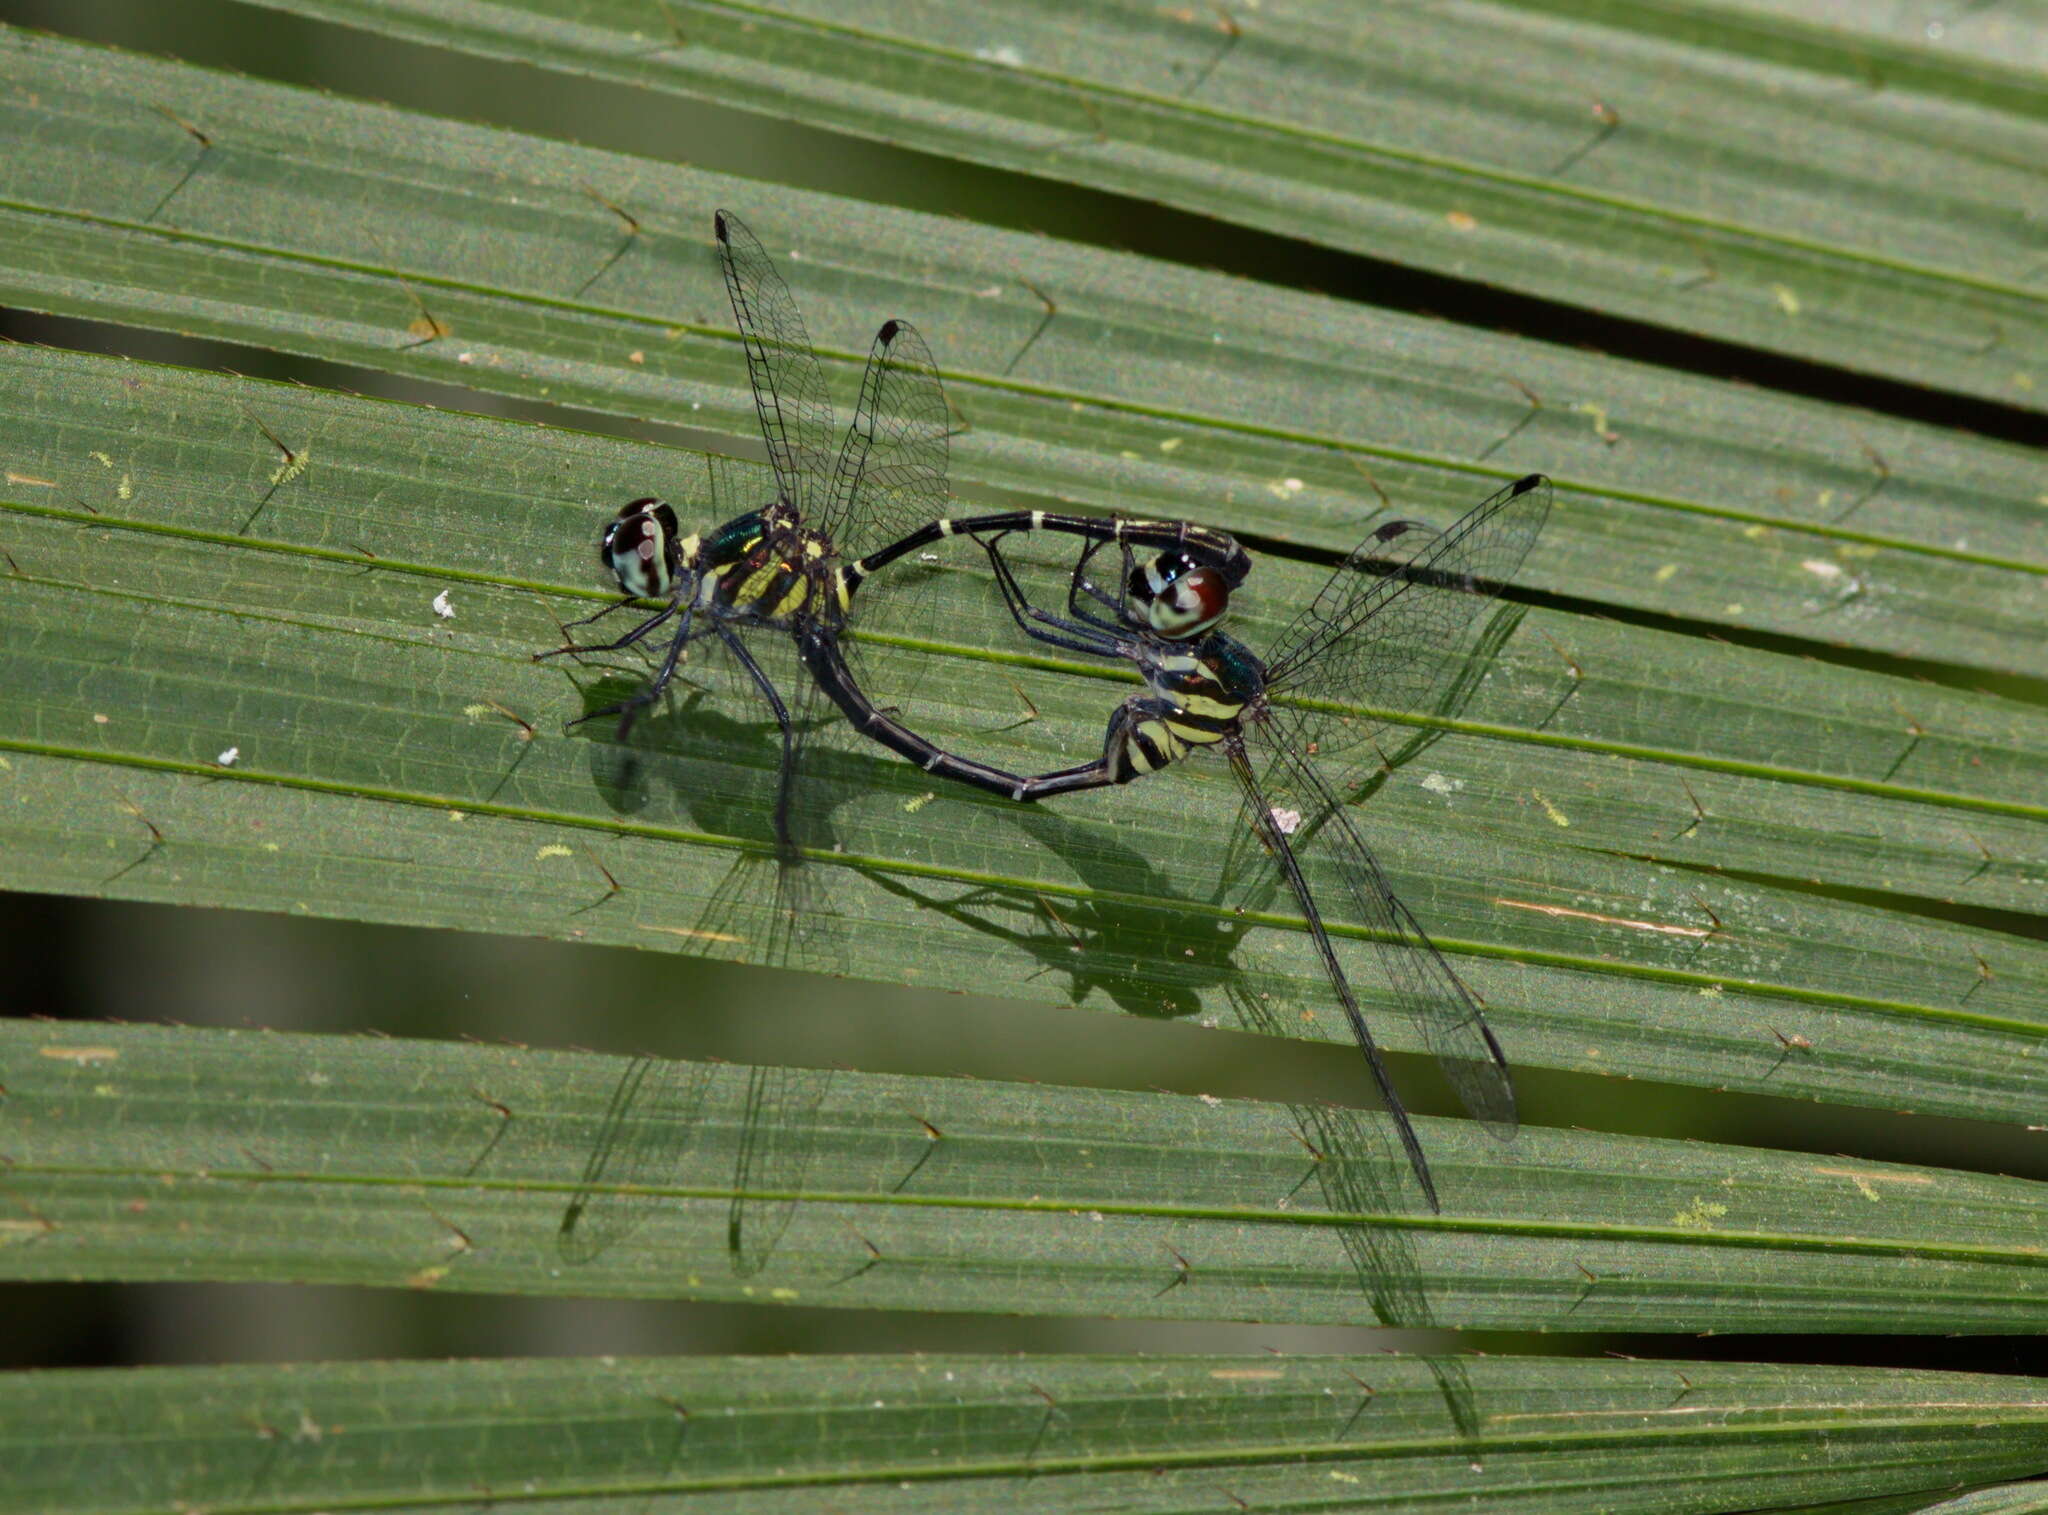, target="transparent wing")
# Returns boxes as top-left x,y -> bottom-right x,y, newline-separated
715,209 -> 836,517
1225,973 -> 1431,1326
810,318 -> 962,742
822,318 -> 951,563
704,848 -> 839,1279
1225,734 -> 1516,1211
1263,473 -> 1550,775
